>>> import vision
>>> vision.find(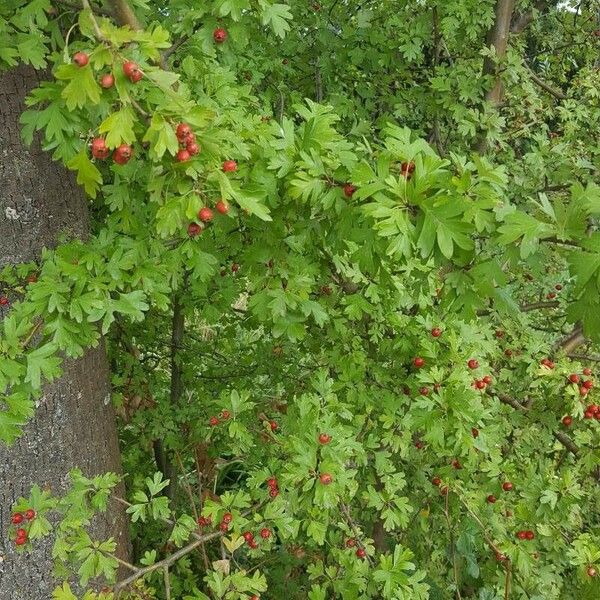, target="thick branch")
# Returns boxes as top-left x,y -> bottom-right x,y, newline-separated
109,0 -> 141,29
510,0 -> 553,34
527,68 -> 567,100
520,300 -> 559,312
554,325 -> 586,354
